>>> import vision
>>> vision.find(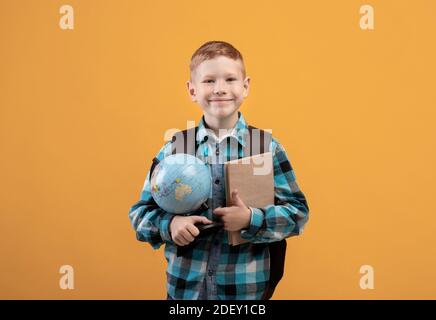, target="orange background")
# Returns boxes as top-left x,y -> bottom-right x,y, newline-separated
1,0 -> 435,299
